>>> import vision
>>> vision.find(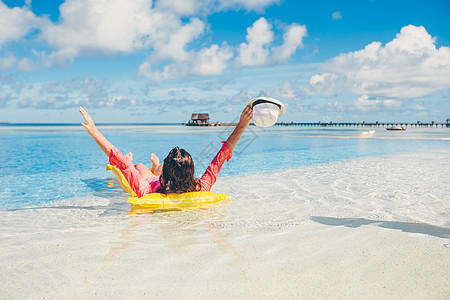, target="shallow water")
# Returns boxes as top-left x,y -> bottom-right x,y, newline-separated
0,125 -> 448,208
0,126 -> 449,298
